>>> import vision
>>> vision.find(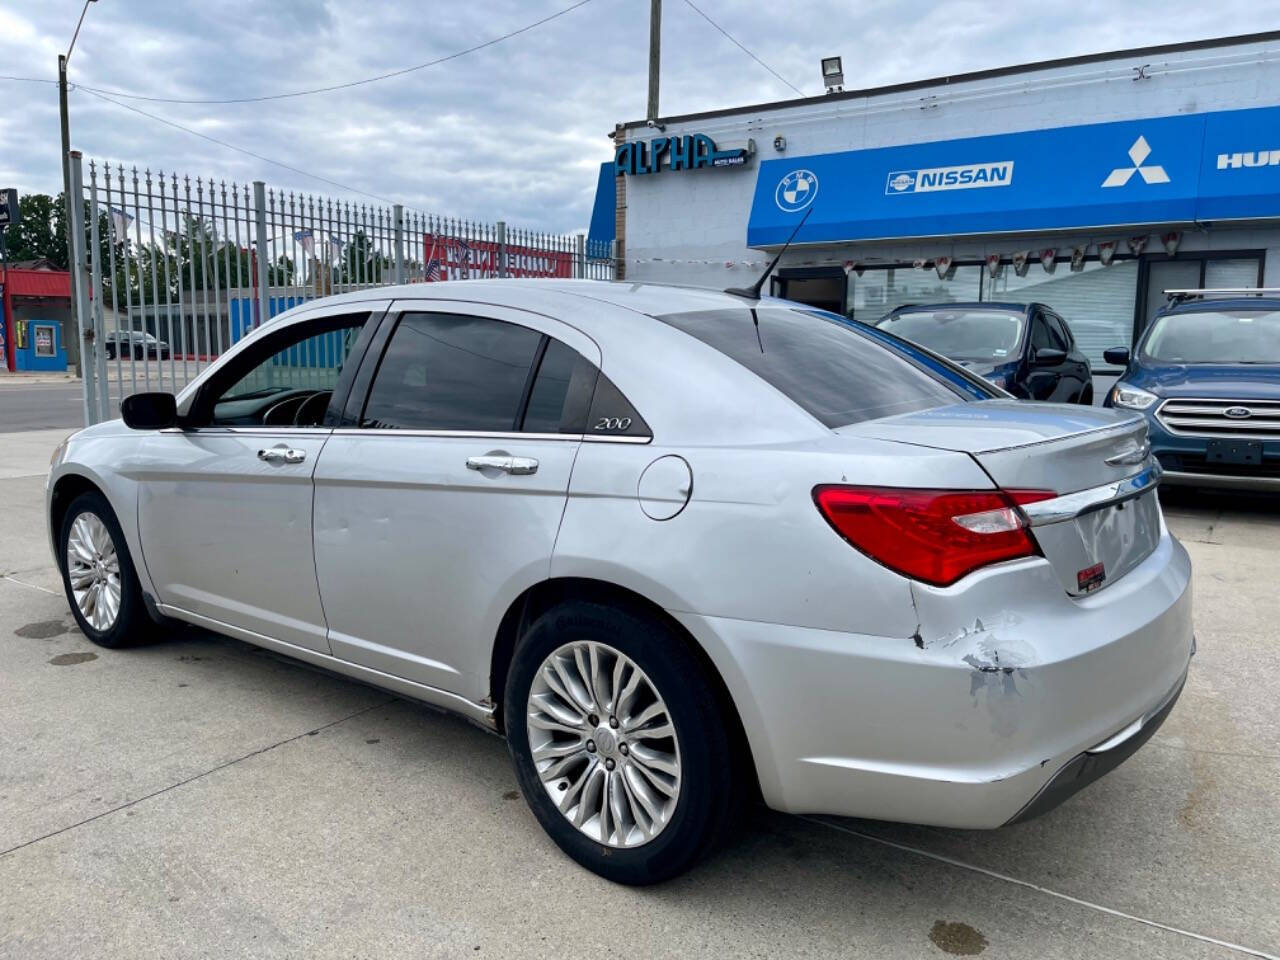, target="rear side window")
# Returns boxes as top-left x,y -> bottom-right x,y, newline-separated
522,339 -> 600,434
361,313 -> 541,430
656,308 -> 969,427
